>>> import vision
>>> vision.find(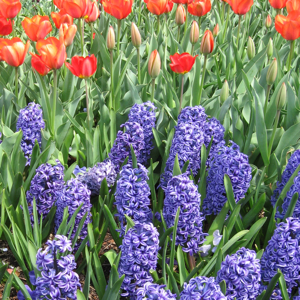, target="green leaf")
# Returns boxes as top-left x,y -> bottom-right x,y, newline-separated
278,270 -> 289,300
103,205 -> 122,246
2,269 -> 14,299
77,290 -> 87,300
172,154 -> 182,176
177,245 -> 187,286
283,192 -> 298,221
